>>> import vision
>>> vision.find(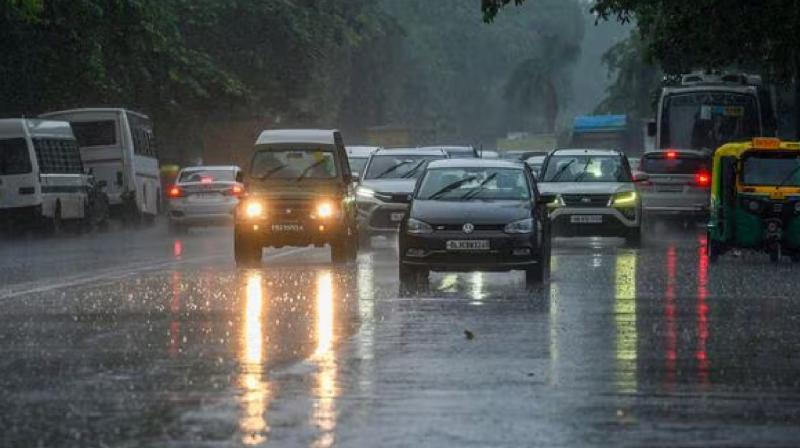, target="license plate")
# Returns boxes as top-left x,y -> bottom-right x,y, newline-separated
271,223 -> 303,232
571,215 -> 602,224
190,193 -> 219,201
390,212 -> 405,222
446,240 -> 490,251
